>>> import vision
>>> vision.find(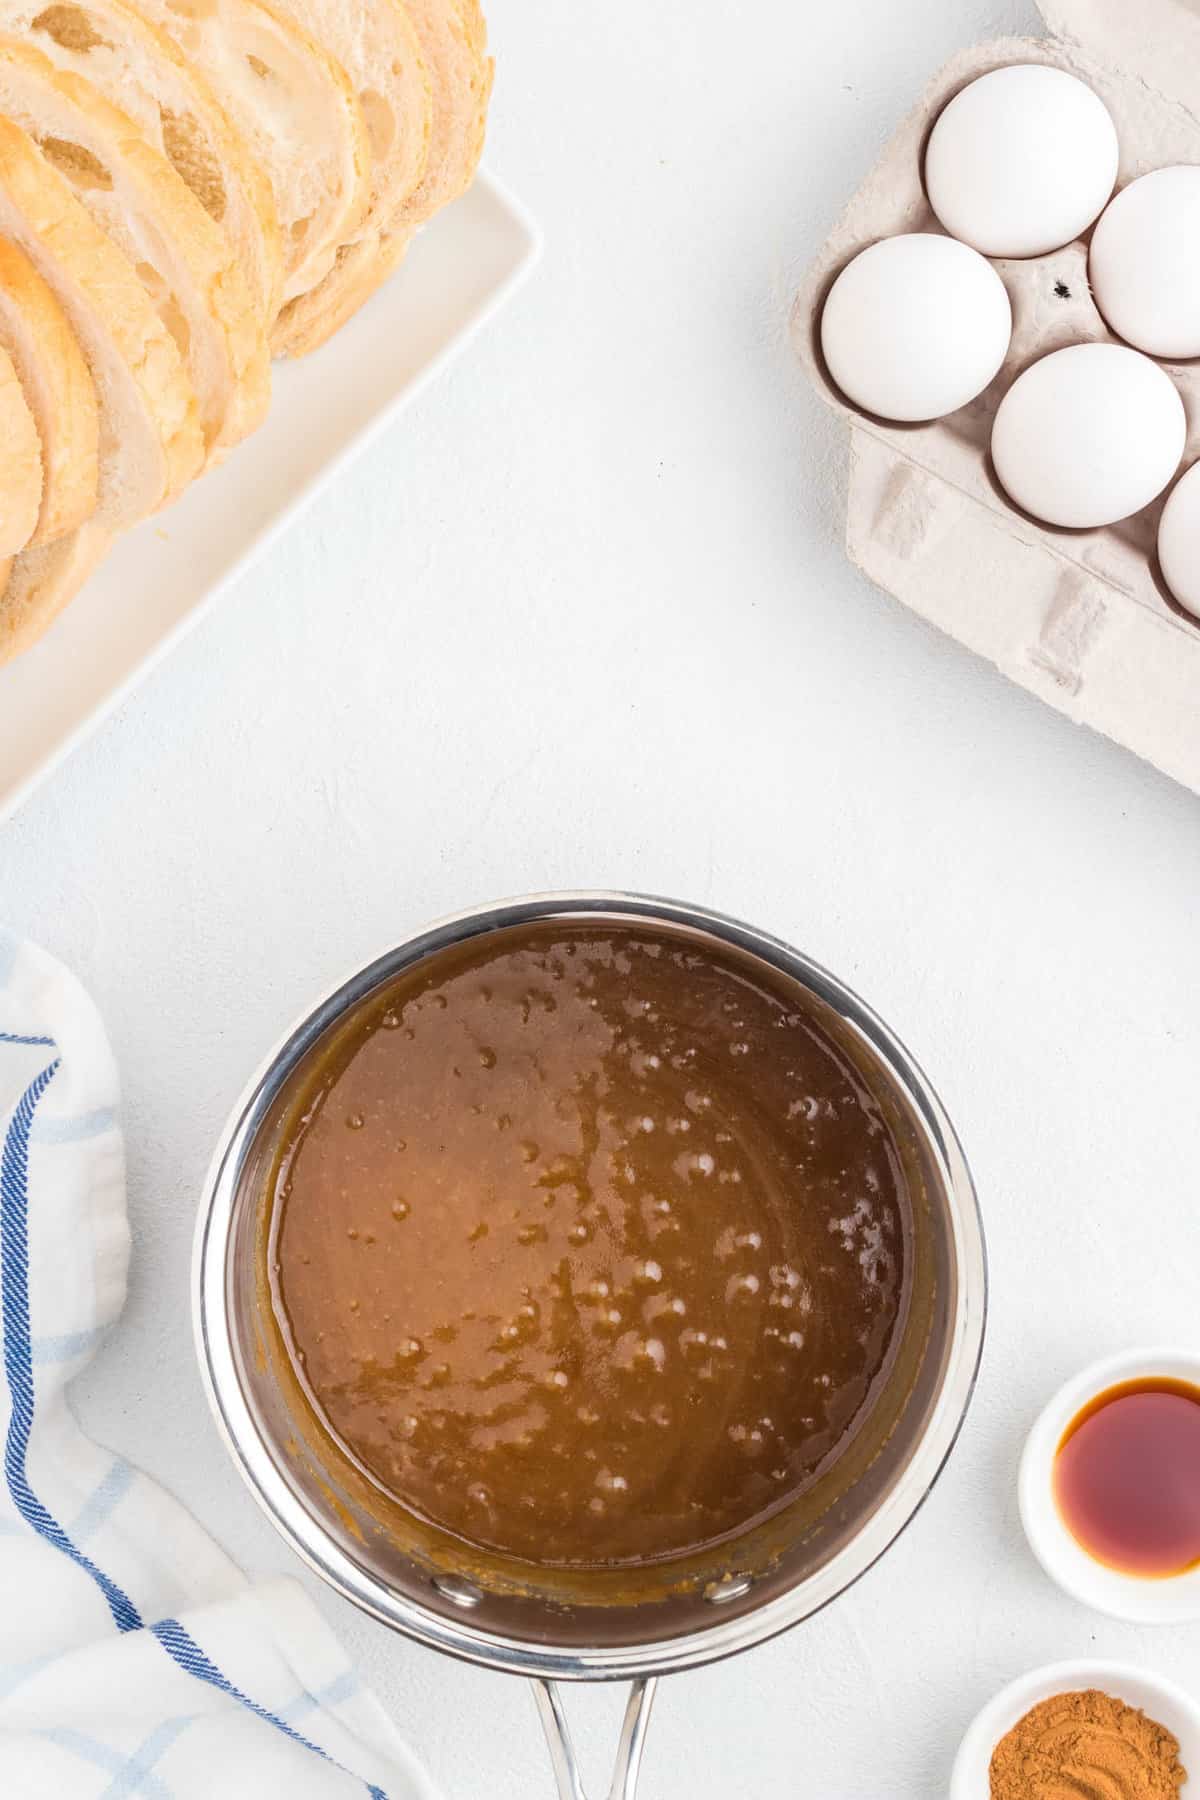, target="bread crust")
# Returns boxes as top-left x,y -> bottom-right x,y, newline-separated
0,114 -> 202,524
0,515 -> 109,661
0,338 -> 42,553
0,34 -> 269,457
0,231 -> 98,543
